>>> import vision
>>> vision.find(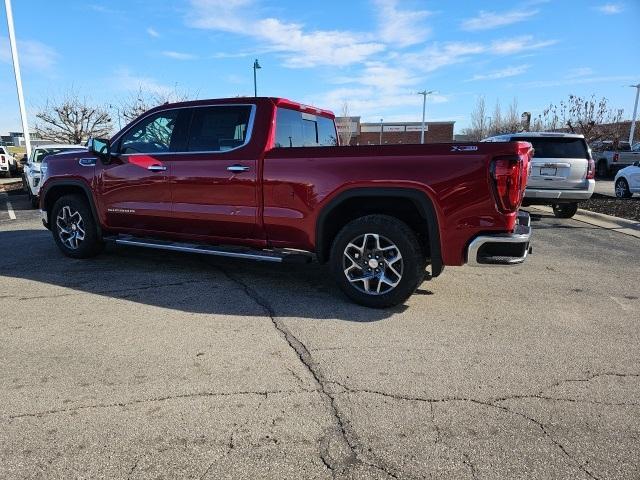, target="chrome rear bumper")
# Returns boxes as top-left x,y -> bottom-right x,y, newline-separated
467,211 -> 532,266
